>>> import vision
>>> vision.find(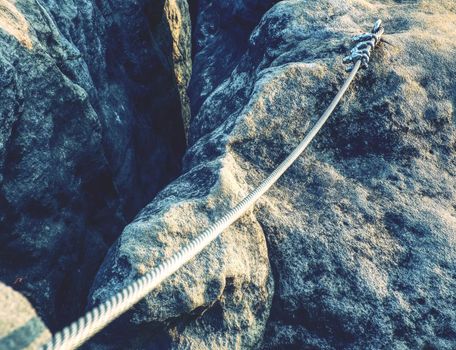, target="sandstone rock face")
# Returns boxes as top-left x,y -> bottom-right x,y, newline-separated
0,0 -> 190,328
0,282 -> 50,350
189,0 -> 279,117
91,0 -> 456,349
